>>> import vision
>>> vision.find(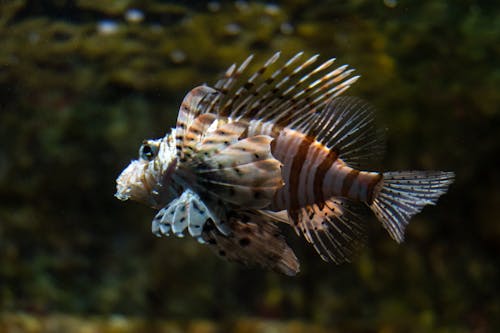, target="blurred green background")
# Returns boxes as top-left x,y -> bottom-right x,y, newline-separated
0,0 -> 499,332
